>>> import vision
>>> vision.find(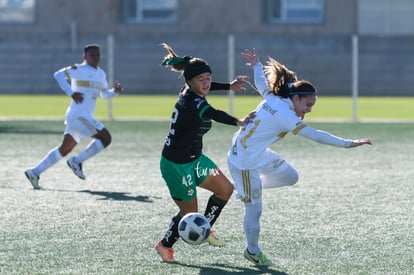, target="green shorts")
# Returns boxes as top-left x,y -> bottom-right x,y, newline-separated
160,154 -> 218,201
